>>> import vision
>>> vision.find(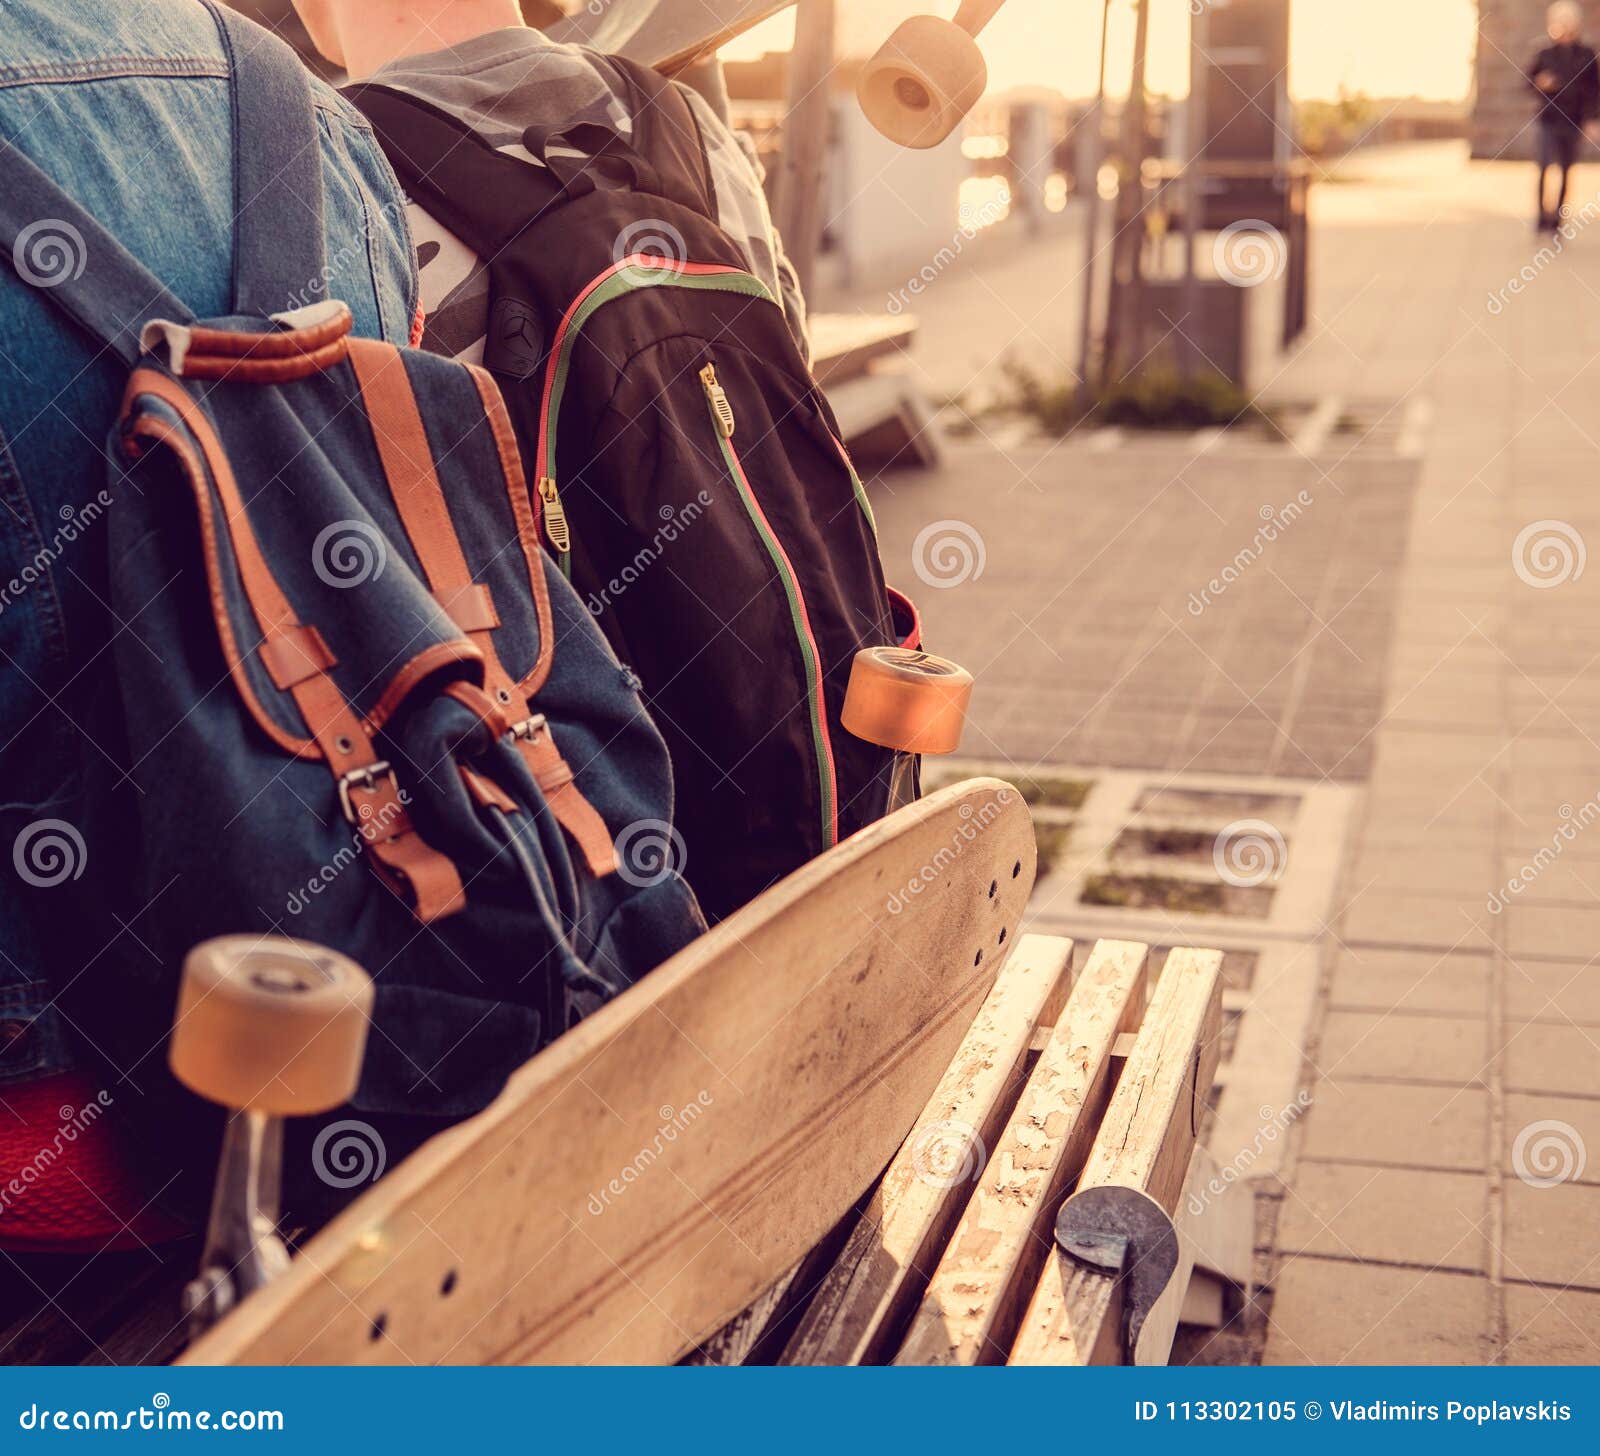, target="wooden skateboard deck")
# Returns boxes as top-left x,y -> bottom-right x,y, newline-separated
181,779 -> 1036,1365
545,0 -> 796,73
